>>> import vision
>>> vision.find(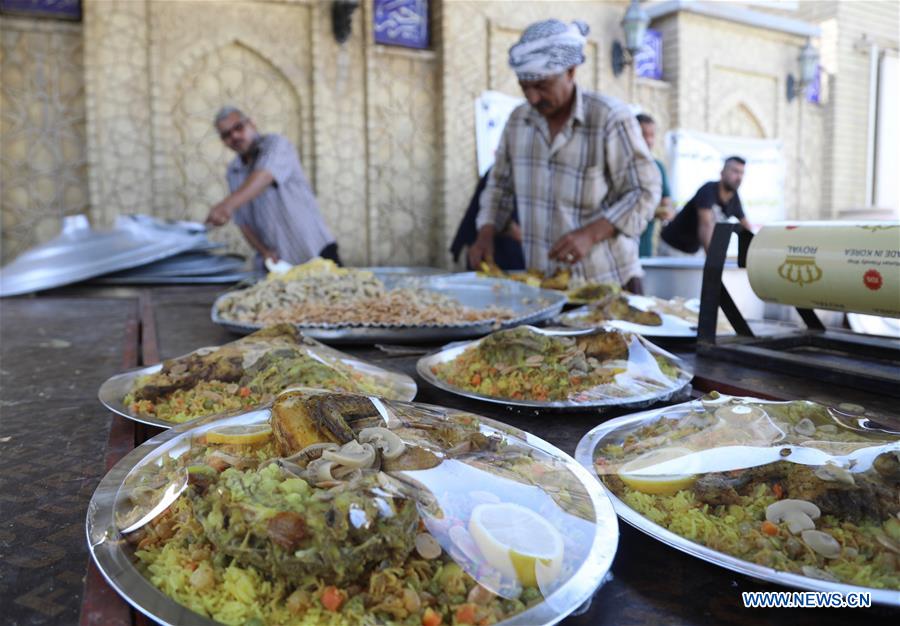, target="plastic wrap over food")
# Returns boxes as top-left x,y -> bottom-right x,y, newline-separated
100,323 -> 416,427
418,325 -> 692,410
582,393 -> 900,596
106,389 -> 617,625
558,294 -> 734,337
